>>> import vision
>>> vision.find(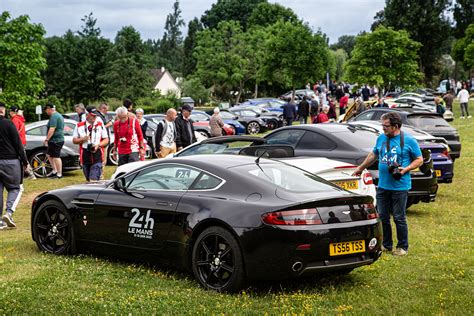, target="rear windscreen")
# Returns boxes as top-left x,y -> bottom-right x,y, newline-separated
407,116 -> 451,129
